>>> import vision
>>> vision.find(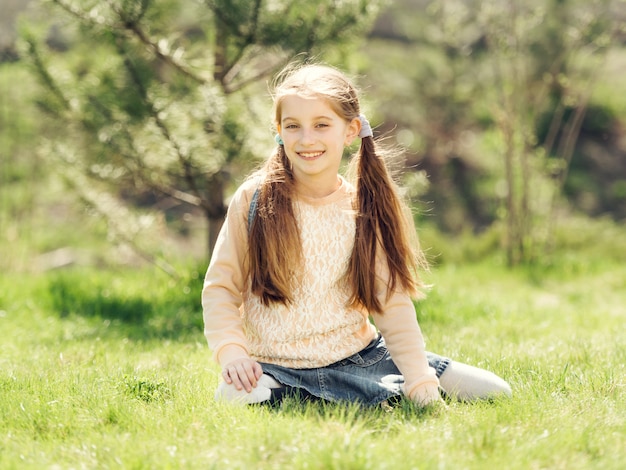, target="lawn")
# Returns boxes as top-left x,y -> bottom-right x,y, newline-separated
1,255 -> 624,469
